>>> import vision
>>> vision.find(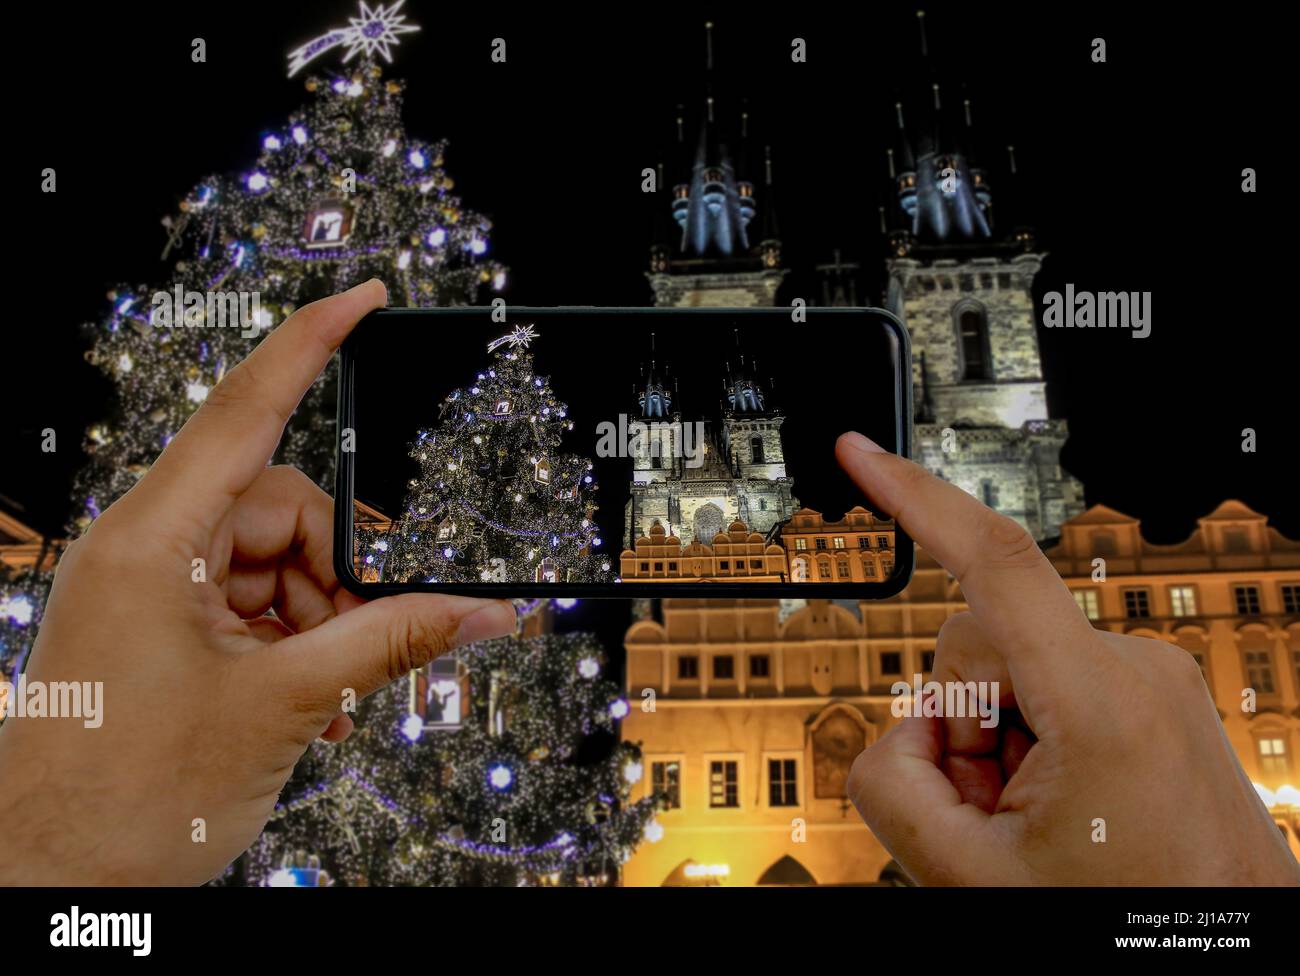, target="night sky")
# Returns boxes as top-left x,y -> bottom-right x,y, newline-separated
5,3 -> 1290,651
